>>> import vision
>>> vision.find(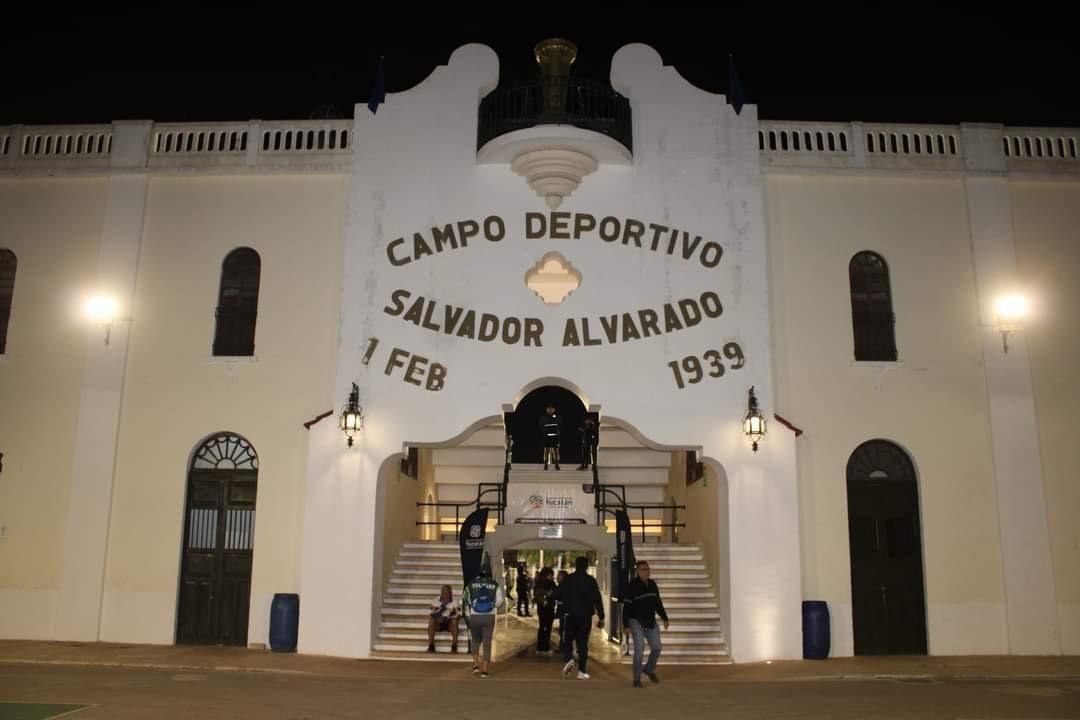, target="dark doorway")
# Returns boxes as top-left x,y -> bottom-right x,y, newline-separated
847,440 -> 927,655
510,386 -> 587,465
177,433 -> 258,646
